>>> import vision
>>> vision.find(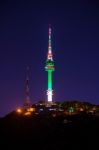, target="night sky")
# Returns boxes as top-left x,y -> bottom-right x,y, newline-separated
0,0 -> 99,116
